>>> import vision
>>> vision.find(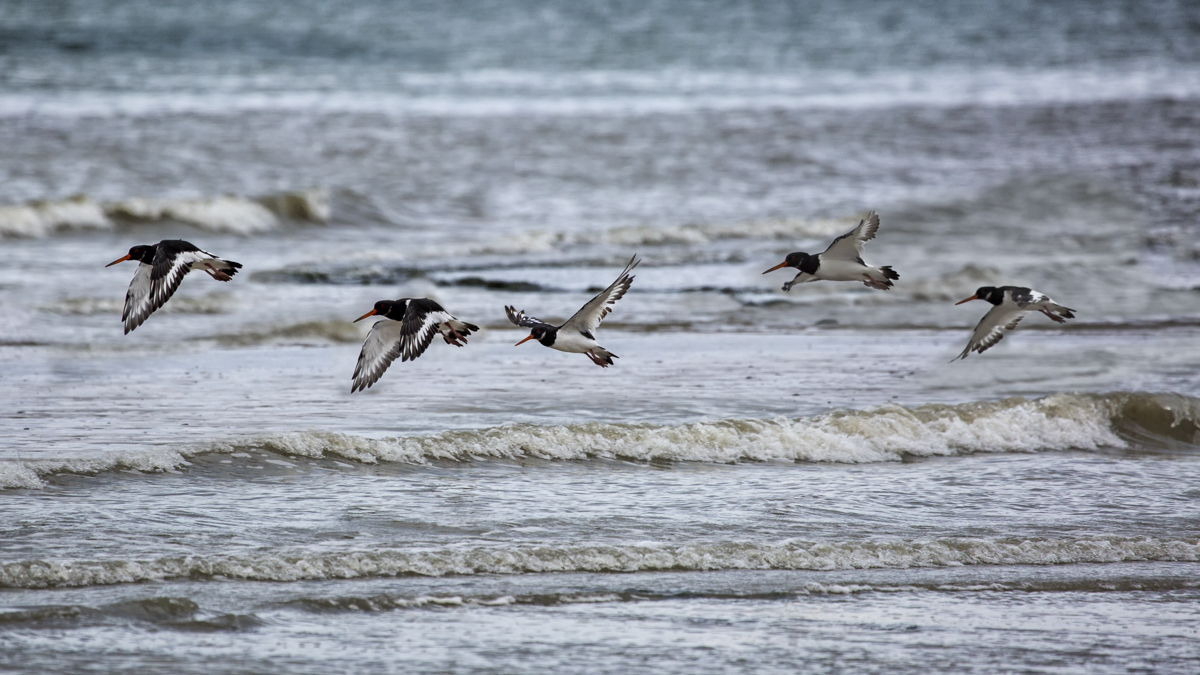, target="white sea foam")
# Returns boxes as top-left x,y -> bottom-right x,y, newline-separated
899,264 -> 1009,303
0,196 -> 112,238
2,536 -> 1197,588
41,294 -> 232,316
3,65 -> 1200,119
6,392 -> 1194,490
0,190 -> 329,238
466,216 -> 856,256
107,196 -> 278,234
235,392 -> 1133,465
